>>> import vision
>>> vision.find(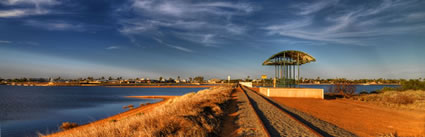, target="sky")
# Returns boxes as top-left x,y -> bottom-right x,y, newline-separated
0,0 -> 424,80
